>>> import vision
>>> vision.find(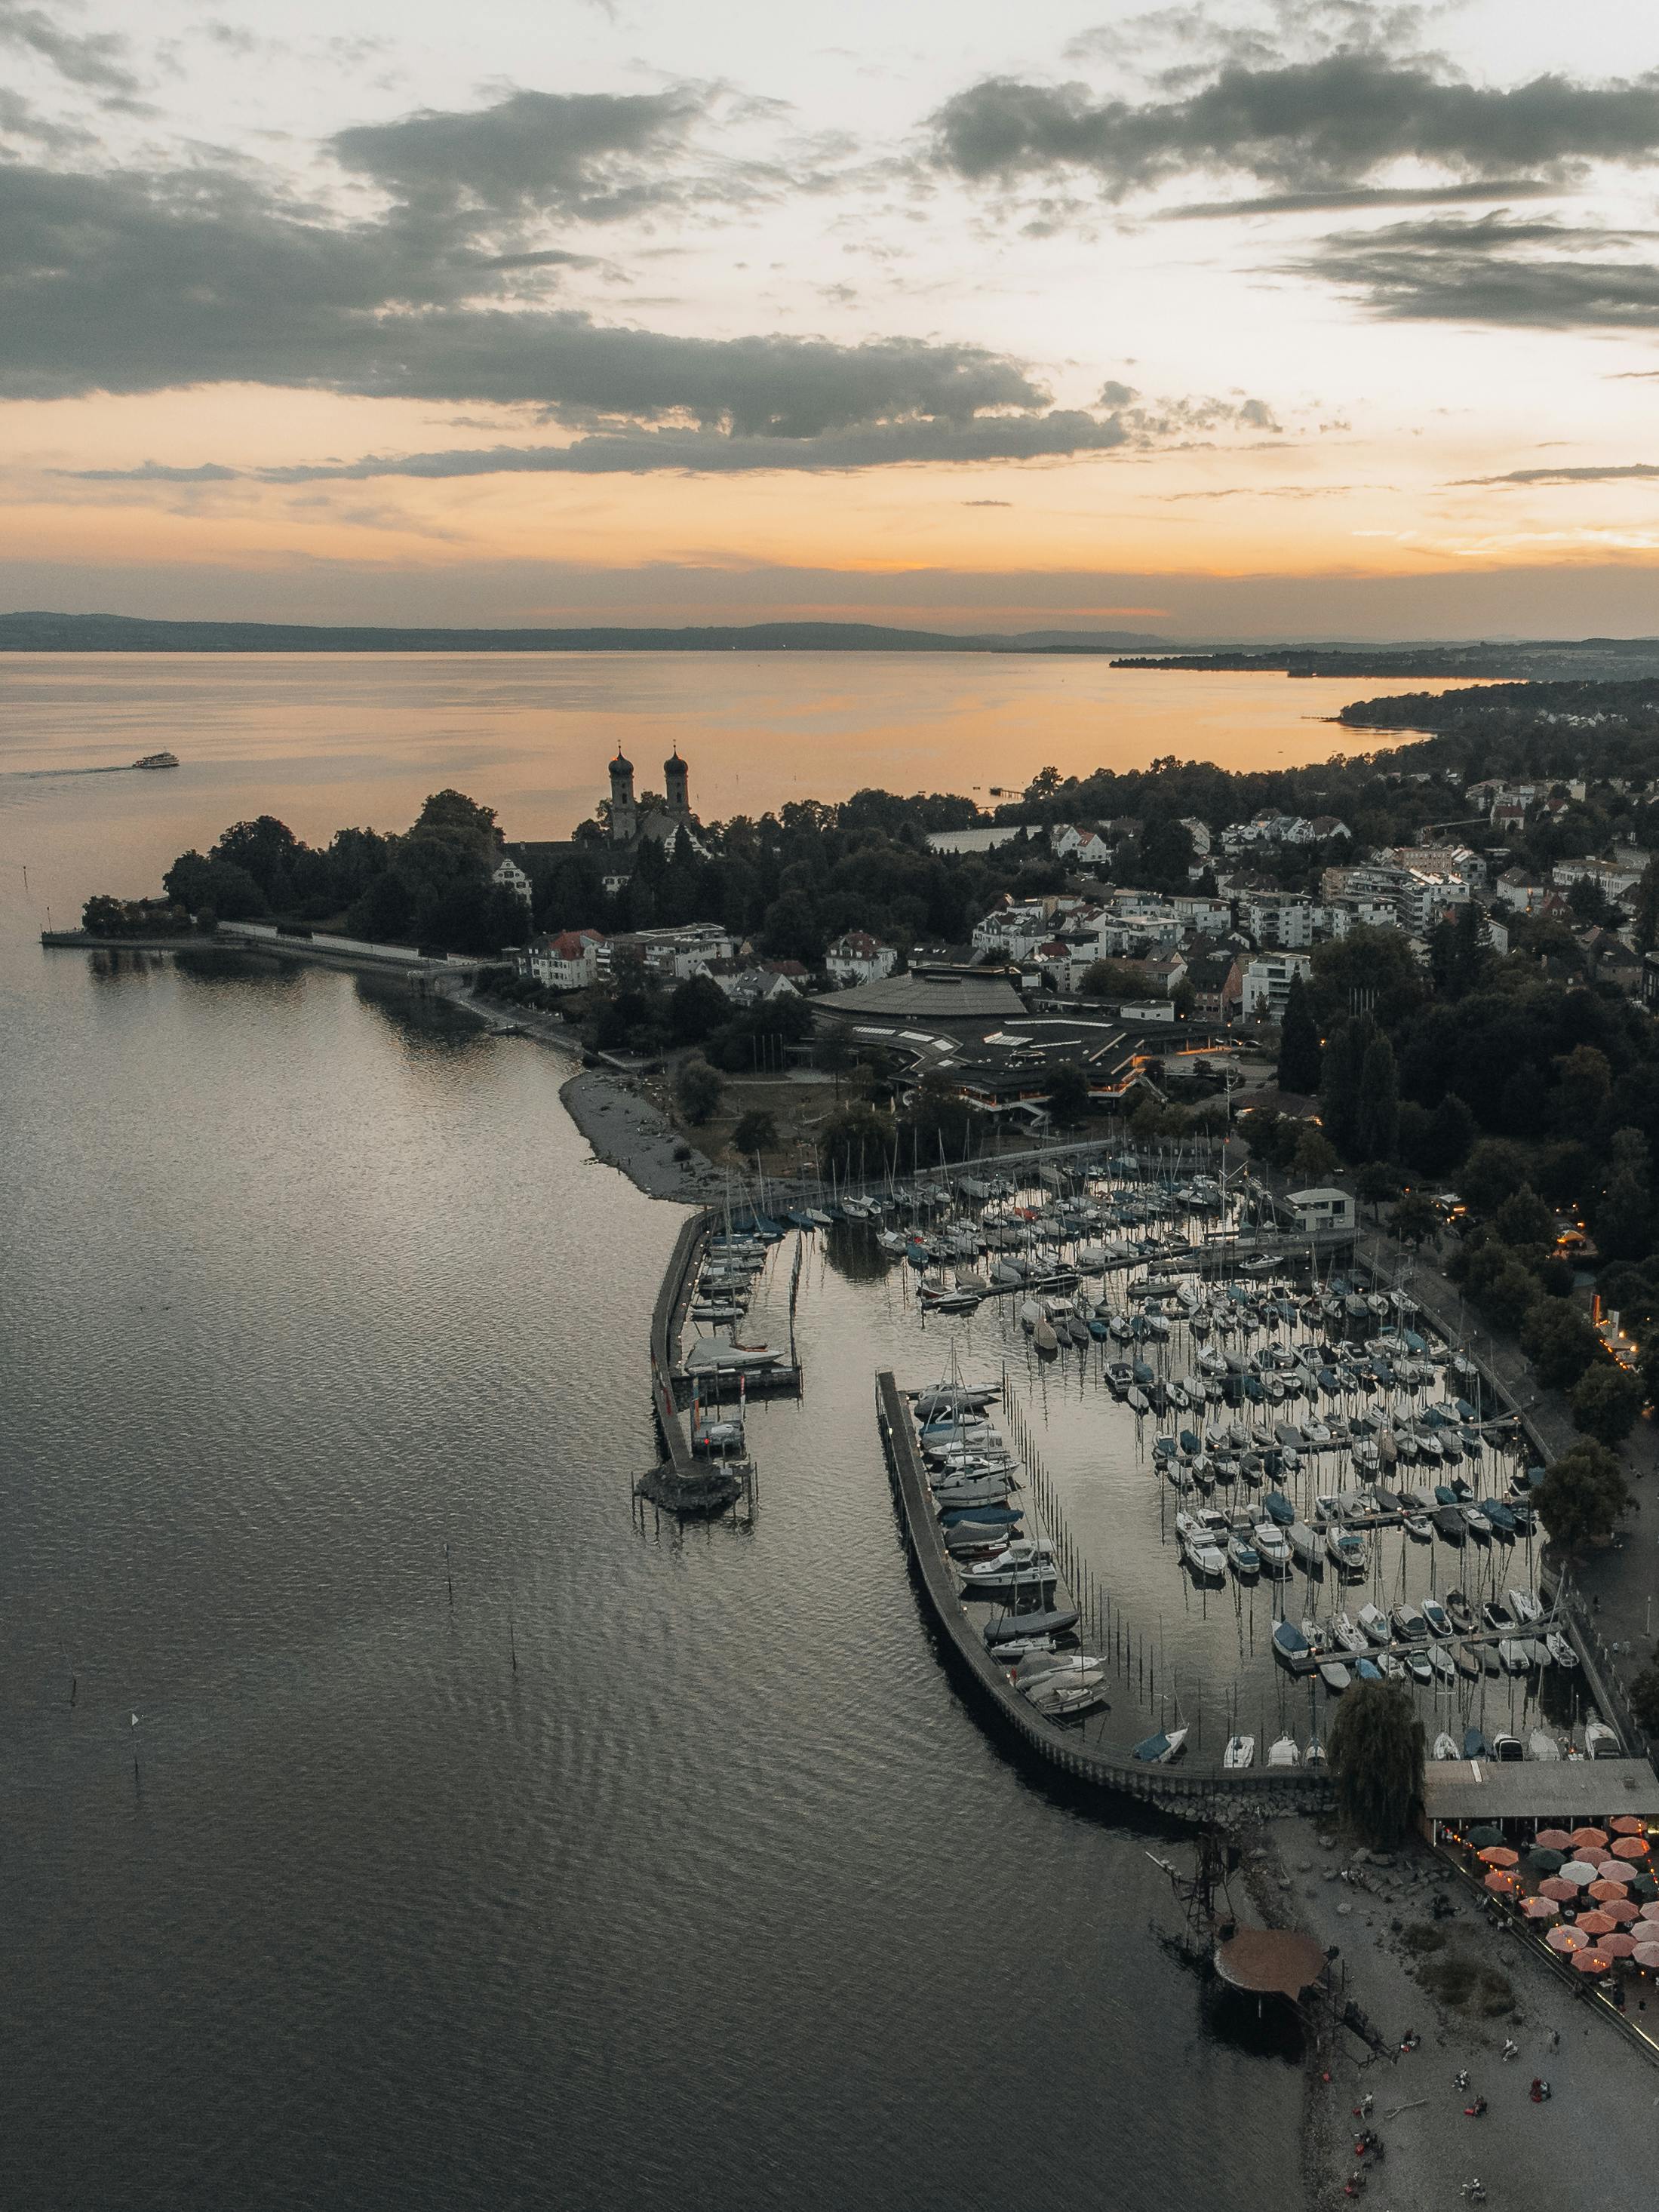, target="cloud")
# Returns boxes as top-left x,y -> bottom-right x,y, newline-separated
330,86 -> 715,226
1292,214 -> 1659,328
0,158 -> 1047,427
0,0 -> 140,97
1160,177 -> 1564,218
63,393 -> 1282,481
929,51 -> 1659,210
1455,462 -> 1659,485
